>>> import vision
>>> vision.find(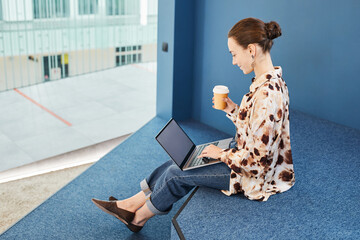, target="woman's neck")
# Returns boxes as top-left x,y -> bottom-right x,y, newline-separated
254,53 -> 275,79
